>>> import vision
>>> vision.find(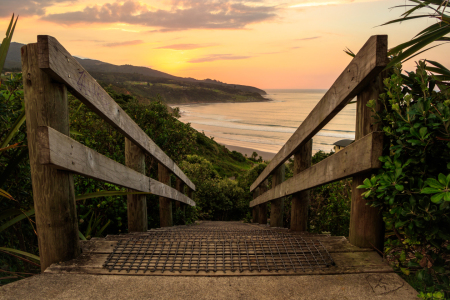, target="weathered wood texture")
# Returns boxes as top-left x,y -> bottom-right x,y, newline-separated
175,178 -> 186,225
252,188 -> 260,223
38,126 -> 195,206
290,139 -> 312,231
125,138 -> 147,232
349,73 -> 386,250
258,180 -> 268,225
22,43 -> 79,272
250,132 -> 384,207
158,164 -> 173,227
46,250 -> 392,277
36,35 -> 195,191
250,35 -> 388,192
270,165 -> 285,227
